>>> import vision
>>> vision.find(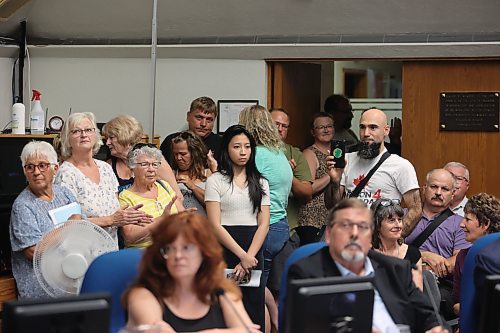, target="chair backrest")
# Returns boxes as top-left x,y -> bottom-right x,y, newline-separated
80,248 -> 143,333
459,233 -> 500,333
422,270 -> 441,311
278,241 -> 327,333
